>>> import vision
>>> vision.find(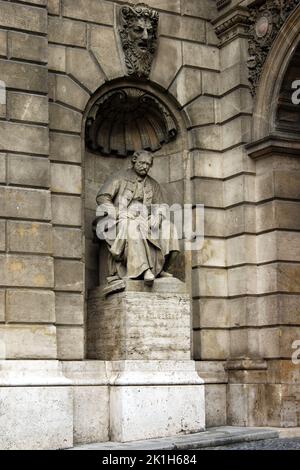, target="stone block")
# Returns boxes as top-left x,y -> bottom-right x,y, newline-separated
116,0 -> 181,13
151,37 -> 182,89
87,280 -> 191,361
50,132 -> 82,163
0,386 -> 73,450
0,220 -> 5,252
0,187 -> 51,221
192,238 -> 226,268
228,265 -> 257,296
66,48 -> 105,93
48,0 -> 60,15
0,60 -> 48,93
7,221 -> 52,255
219,63 -> 250,95
0,153 -> 6,183
169,152 -> 184,182
181,0 -> 216,19
73,386 -> 109,444
205,384 -> 227,427
55,293 -> 84,325
193,150 -> 223,179
0,290 -> 4,322
160,13 -> 205,43
191,125 -> 222,151
192,267 -> 228,297
0,255 -> 54,288
48,45 -> 66,73
221,116 -> 251,151
193,177 -> 223,207
54,259 -> 84,292
6,290 -> 55,324
216,88 -> 253,124
193,298 -> 230,329
7,93 -> 48,124
7,154 -> 50,188
51,163 -> 82,194
183,42 -> 219,70
220,37 -> 249,70
51,194 -> 82,226
57,326 -> 84,359
49,103 -> 81,133
90,25 -> 123,80
199,329 -> 230,360
227,234 -> 256,266
49,16 -> 86,47
185,96 -> 215,126
0,325 -> 56,359
0,121 -> 48,155
169,67 -> 202,107
0,30 -> 7,57
0,1 -> 47,33
55,75 -> 89,112
8,31 -> 47,64
53,227 -> 82,259
63,0 -> 114,25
